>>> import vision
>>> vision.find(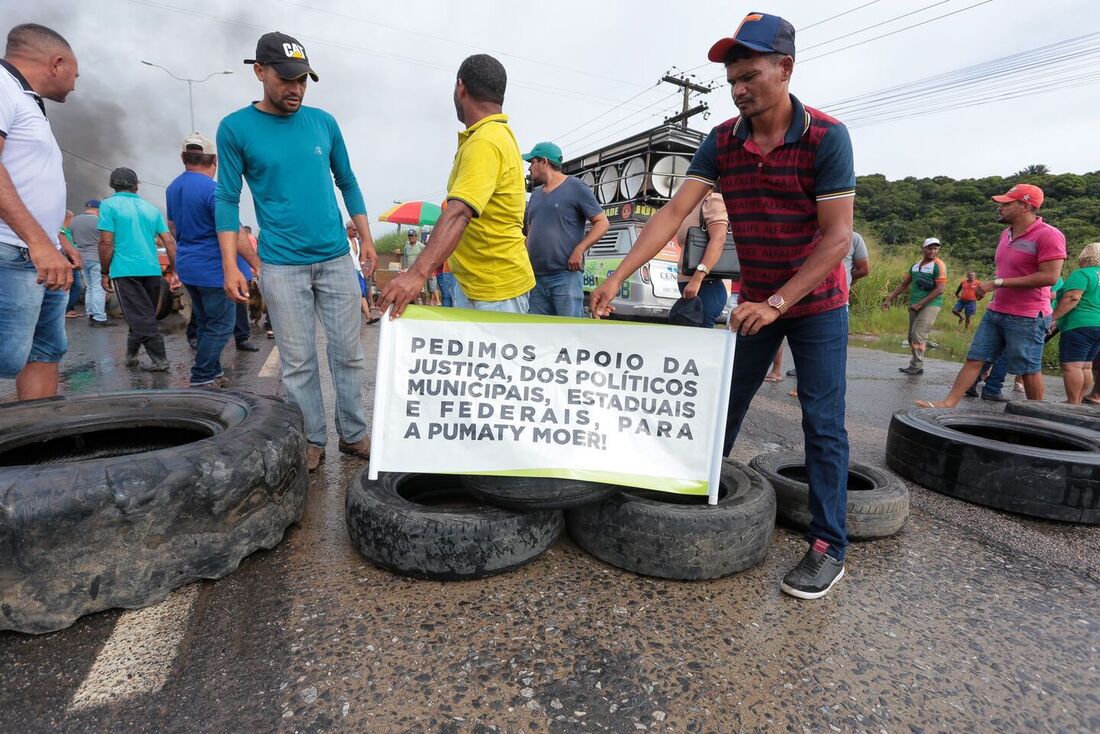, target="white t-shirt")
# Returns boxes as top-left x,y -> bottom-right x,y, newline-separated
348,236 -> 362,274
0,61 -> 64,249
